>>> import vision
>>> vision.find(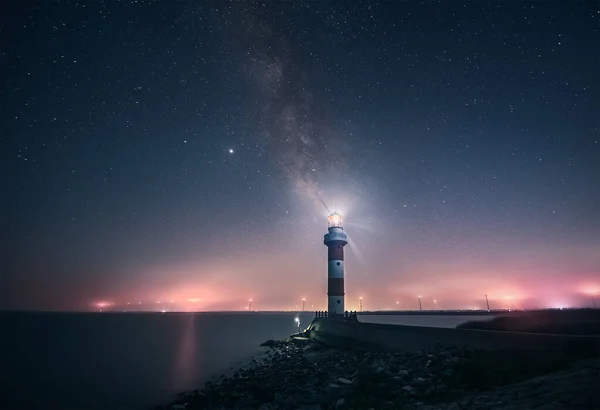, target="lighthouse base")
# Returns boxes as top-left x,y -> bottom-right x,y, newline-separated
328,295 -> 344,315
